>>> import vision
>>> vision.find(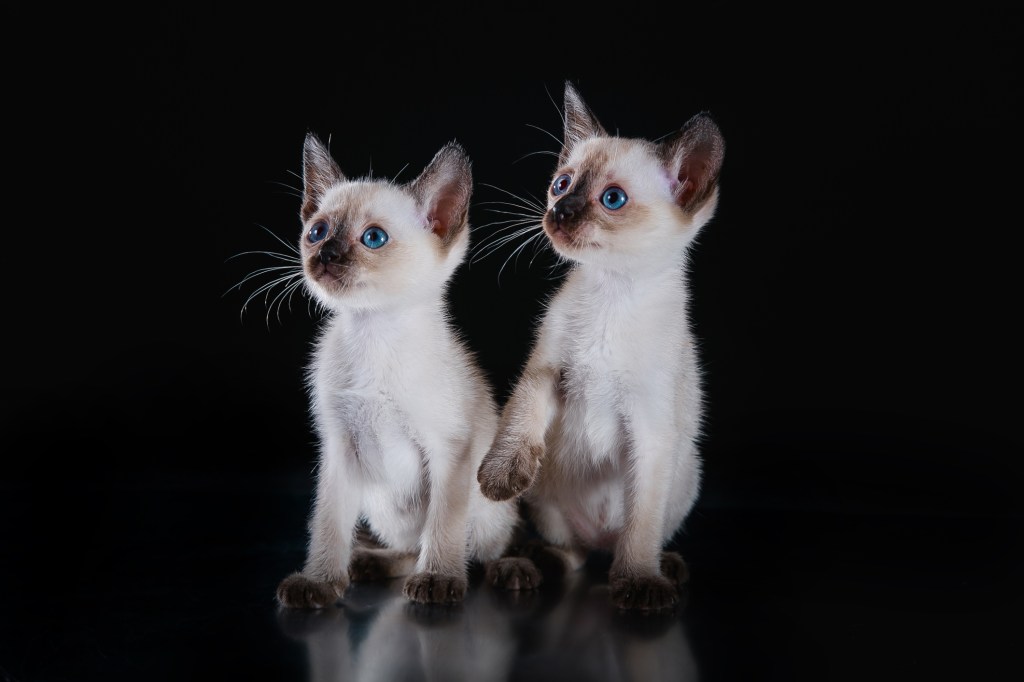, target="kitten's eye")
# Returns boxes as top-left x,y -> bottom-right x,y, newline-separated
601,187 -> 628,210
308,221 -> 329,243
552,174 -> 572,196
361,226 -> 389,250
